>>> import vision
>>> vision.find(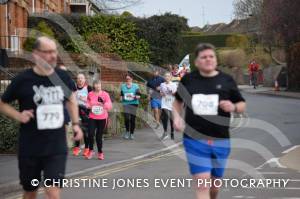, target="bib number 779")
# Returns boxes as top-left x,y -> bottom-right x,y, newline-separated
36,104 -> 64,130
